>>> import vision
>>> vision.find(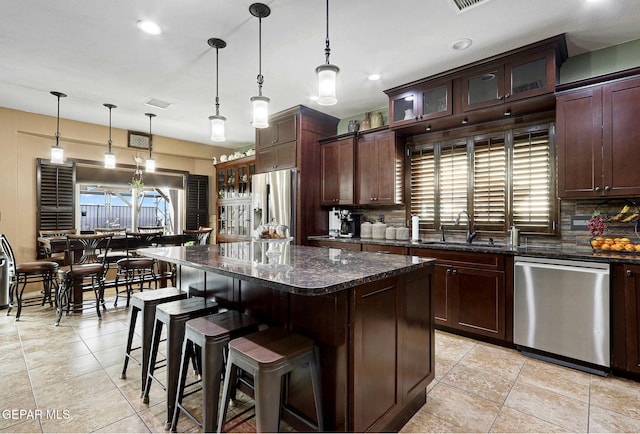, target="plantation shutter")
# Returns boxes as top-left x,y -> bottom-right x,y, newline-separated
410,146 -> 435,226
186,174 -> 209,230
512,127 -> 553,231
439,139 -> 468,225
37,158 -> 76,231
473,135 -> 506,230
